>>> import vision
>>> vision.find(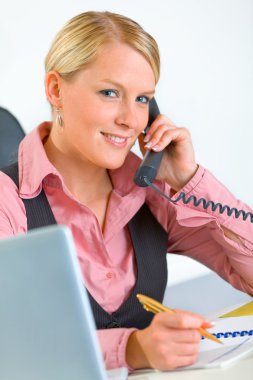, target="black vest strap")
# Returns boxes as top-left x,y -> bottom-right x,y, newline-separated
2,162 -> 168,329
1,162 -> 57,229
